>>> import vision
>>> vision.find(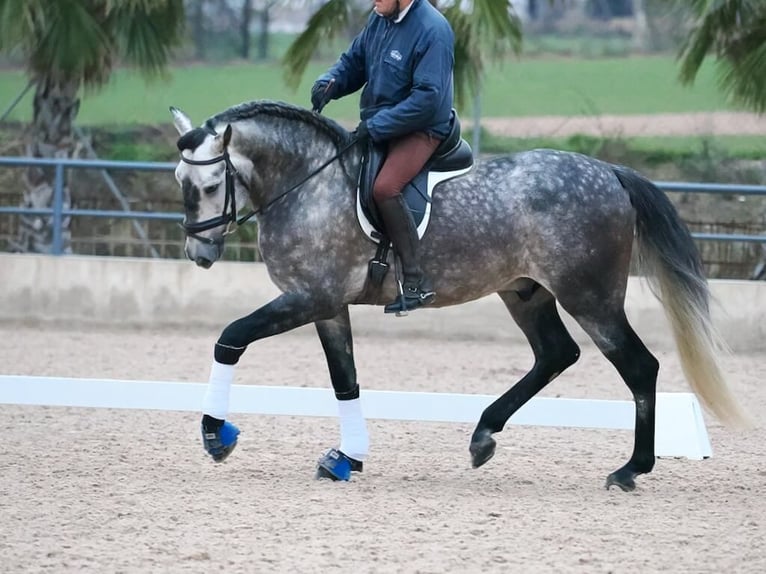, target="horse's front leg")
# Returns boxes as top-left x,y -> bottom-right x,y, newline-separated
313,306 -> 368,481
200,291 -> 338,463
